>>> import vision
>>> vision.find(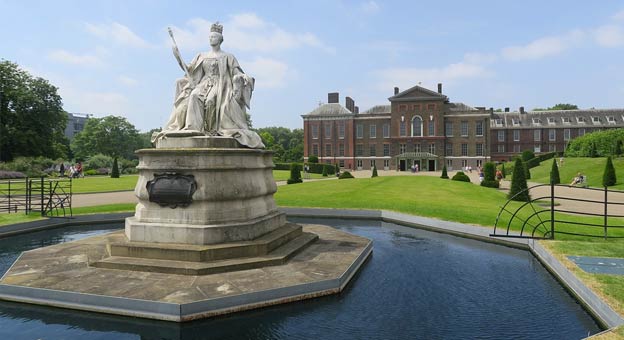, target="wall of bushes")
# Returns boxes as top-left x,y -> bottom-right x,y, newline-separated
275,162 -> 336,174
